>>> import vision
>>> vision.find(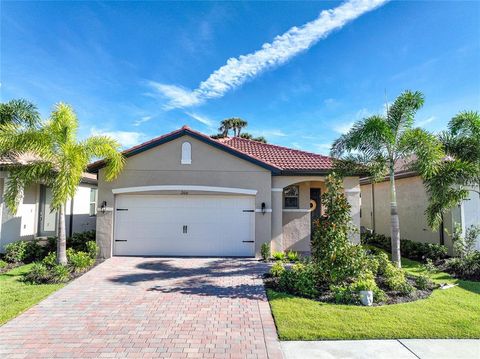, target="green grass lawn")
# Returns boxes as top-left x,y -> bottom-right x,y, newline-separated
267,258 -> 480,340
0,264 -> 64,325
